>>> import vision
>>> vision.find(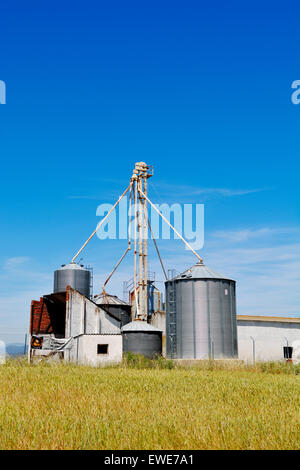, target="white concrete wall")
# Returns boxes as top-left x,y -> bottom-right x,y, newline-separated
72,334 -> 122,366
237,320 -> 300,363
150,311 -> 166,356
150,311 -> 165,333
66,288 -> 120,337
